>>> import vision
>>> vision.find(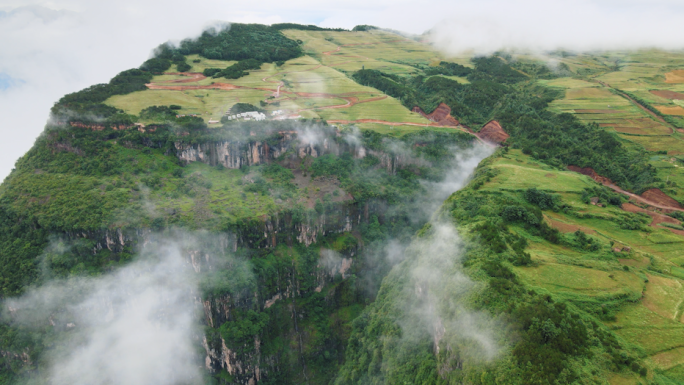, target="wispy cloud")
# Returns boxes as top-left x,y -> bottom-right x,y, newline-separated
3,230 -> 252,385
